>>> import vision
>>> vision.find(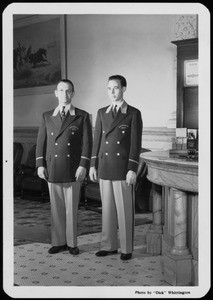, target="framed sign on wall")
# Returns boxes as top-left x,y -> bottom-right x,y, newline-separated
172,38 -> 198,129
184,59 -> 198,87
13,14 -> 67,96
